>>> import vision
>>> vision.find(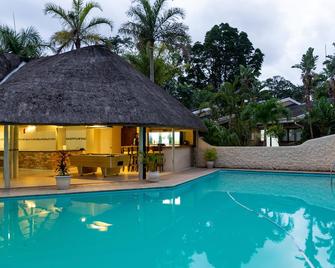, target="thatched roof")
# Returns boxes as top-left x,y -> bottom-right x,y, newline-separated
0,46 -> 205,130
0,53 -> 21,82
